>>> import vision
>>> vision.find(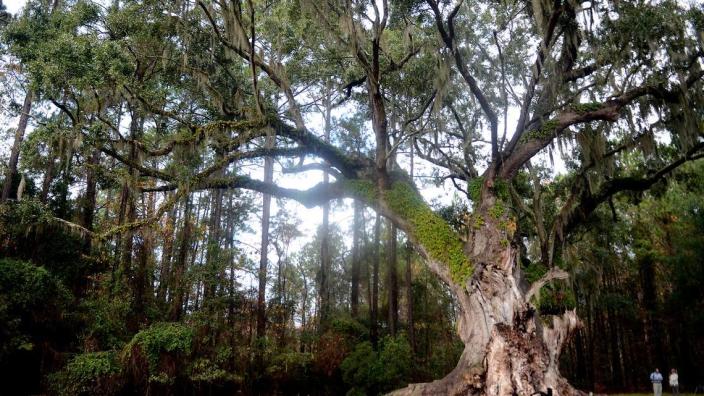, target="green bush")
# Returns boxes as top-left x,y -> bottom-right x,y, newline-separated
50,351 -> 121,396
266,351 -> 313,386
538,283 -> 577,316
123,322 -> 193,384
0,200 -> 99,287
341,335 -> 412,395
79,281 -> 132,350
330,316 -> 368,342
0,258 -> 70,359
189,357 -> 240,383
